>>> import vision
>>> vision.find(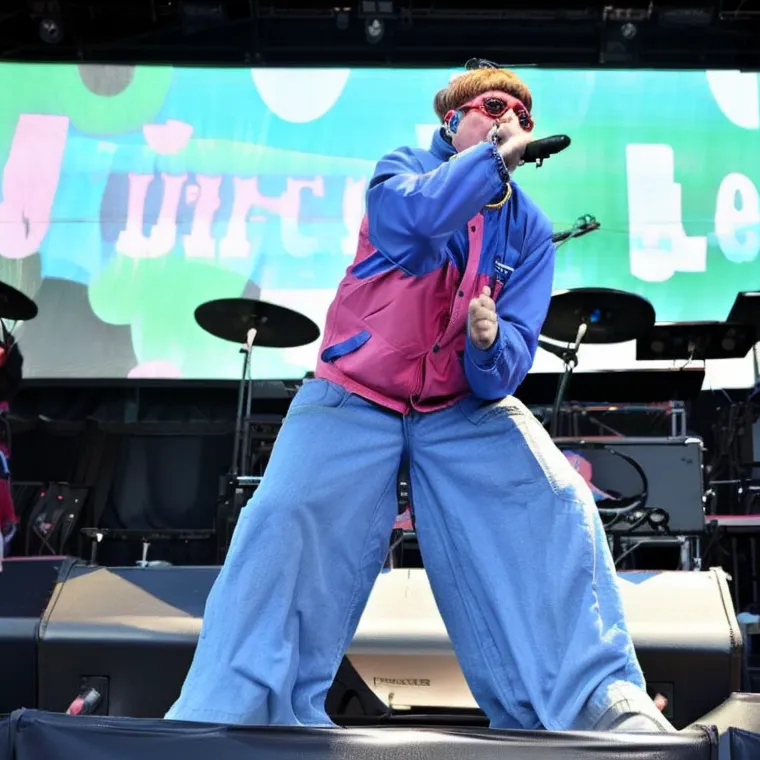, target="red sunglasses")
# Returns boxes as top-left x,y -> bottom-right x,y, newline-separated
460,94 -> 534,133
